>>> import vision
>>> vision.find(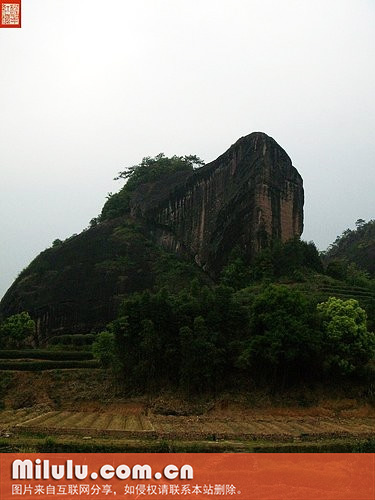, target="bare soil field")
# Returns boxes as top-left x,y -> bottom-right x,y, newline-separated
1,369 -> 374,449
1,402 -> 374,442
